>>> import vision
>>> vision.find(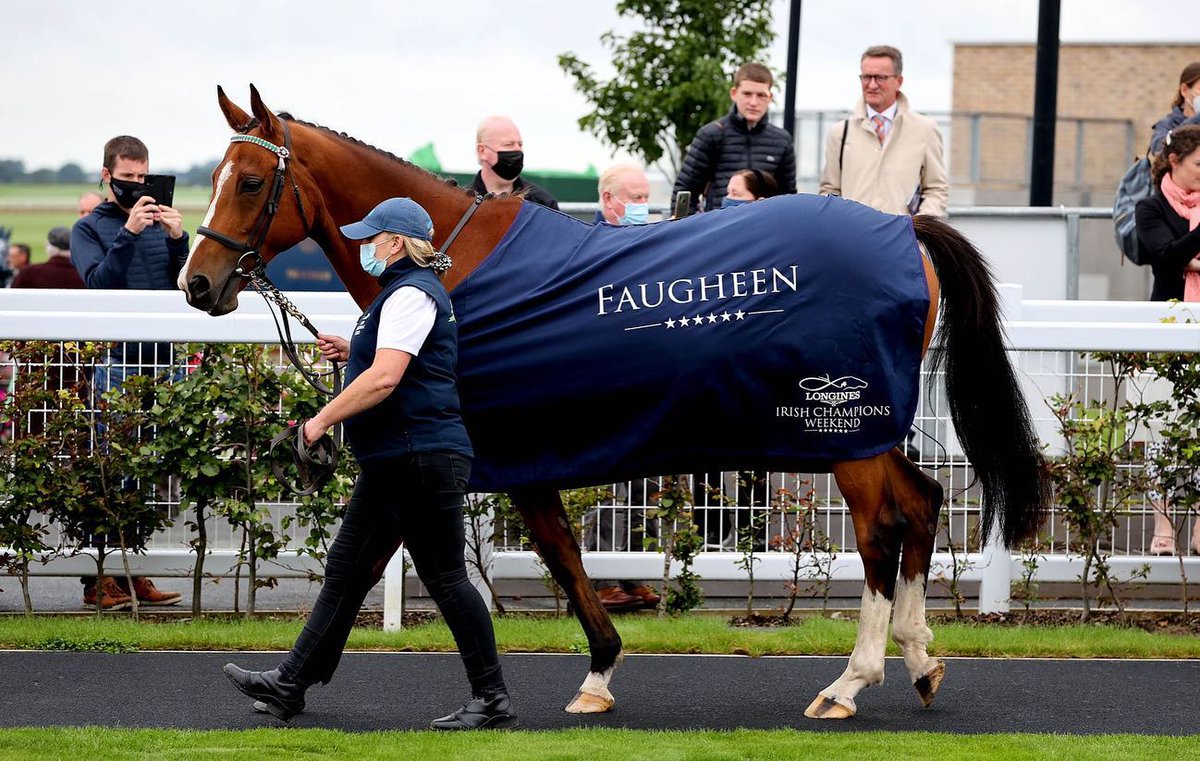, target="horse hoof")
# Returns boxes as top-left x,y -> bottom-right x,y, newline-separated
914,660 -> 946,707
803,694 -> 856,720
566,690 -> 614,714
